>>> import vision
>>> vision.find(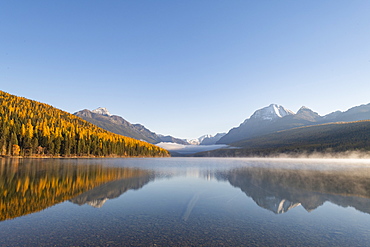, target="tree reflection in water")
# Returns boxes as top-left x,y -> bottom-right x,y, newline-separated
0,158 -> 151,221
